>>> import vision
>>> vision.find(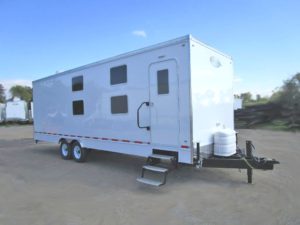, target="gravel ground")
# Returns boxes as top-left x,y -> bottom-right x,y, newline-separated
0,125 -> 299,225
